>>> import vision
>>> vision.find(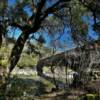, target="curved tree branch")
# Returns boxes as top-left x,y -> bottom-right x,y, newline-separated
8,0 -> 47,74
40,0 -> 70,21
